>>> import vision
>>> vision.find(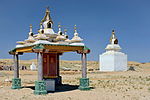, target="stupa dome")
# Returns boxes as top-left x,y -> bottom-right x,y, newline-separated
71,25 -> 83,43
105,44 -> 121,51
